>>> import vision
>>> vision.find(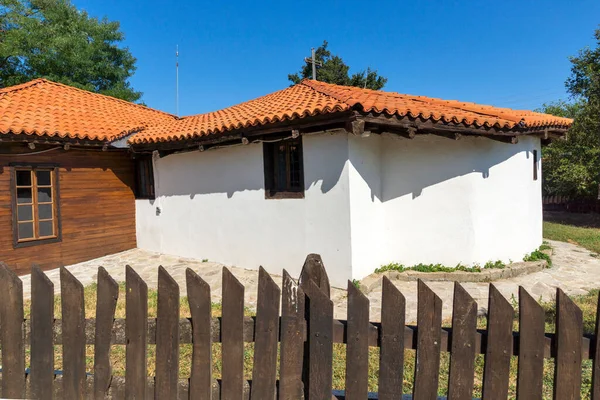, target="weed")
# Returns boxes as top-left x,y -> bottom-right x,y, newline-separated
375,260 -> 505,274
523,247 -> 552,267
